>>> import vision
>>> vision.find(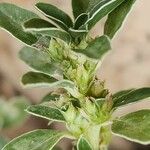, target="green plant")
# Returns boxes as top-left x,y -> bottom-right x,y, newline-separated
0,96 -> 29,149
0,0 -> 150,149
